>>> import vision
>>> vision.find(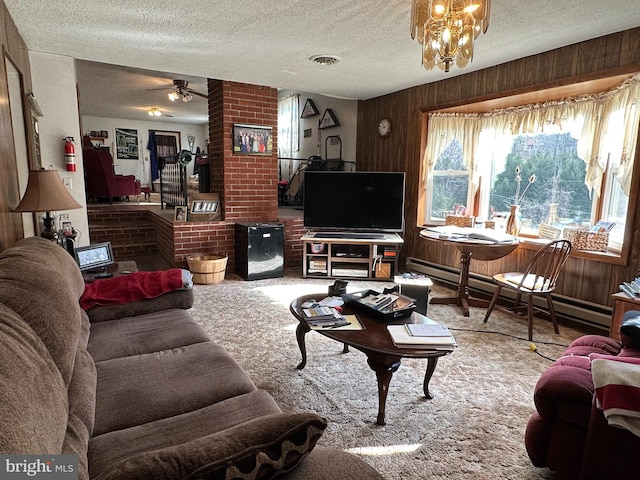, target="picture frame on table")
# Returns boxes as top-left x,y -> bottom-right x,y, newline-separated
174,206 -> 187,222
232,124 -> 272,155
